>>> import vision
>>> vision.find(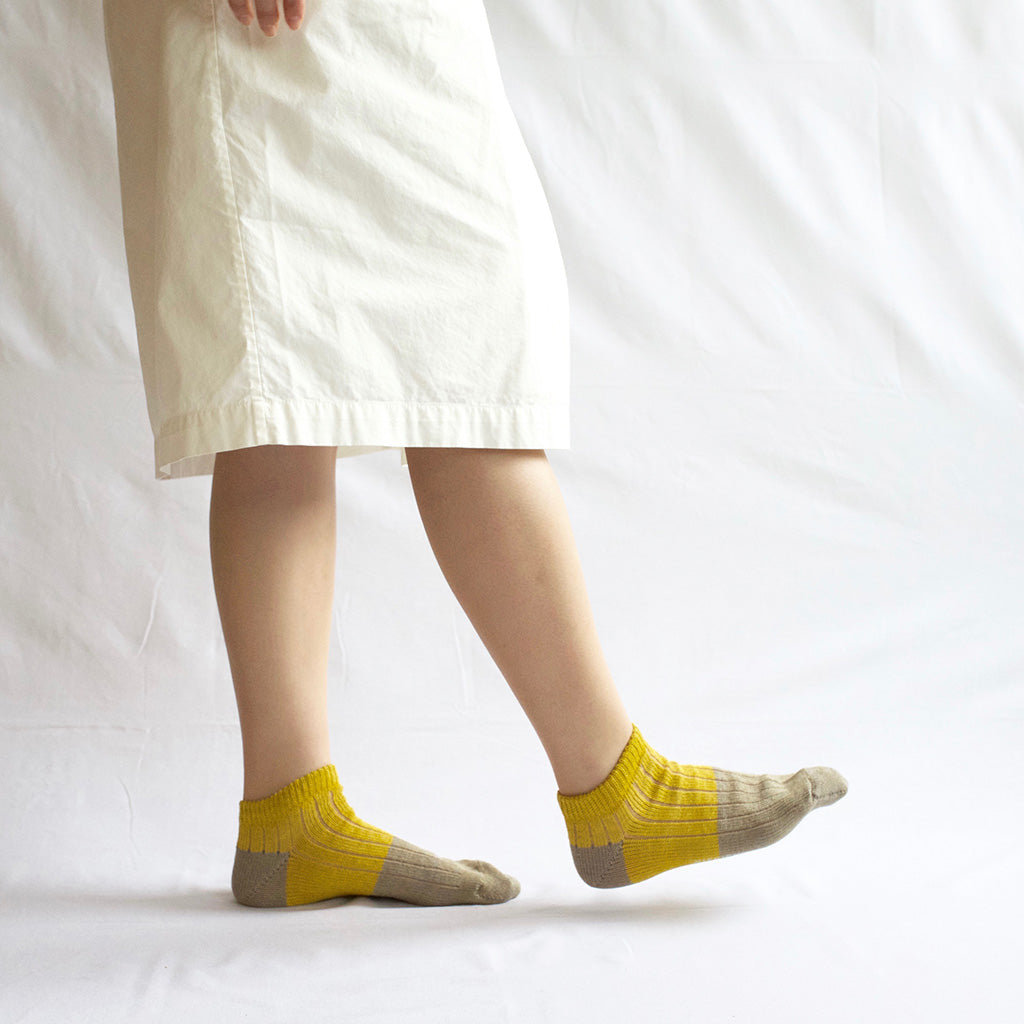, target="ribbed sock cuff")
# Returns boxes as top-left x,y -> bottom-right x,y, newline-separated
556,724 -> 648,823
238,764 -> 340,829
